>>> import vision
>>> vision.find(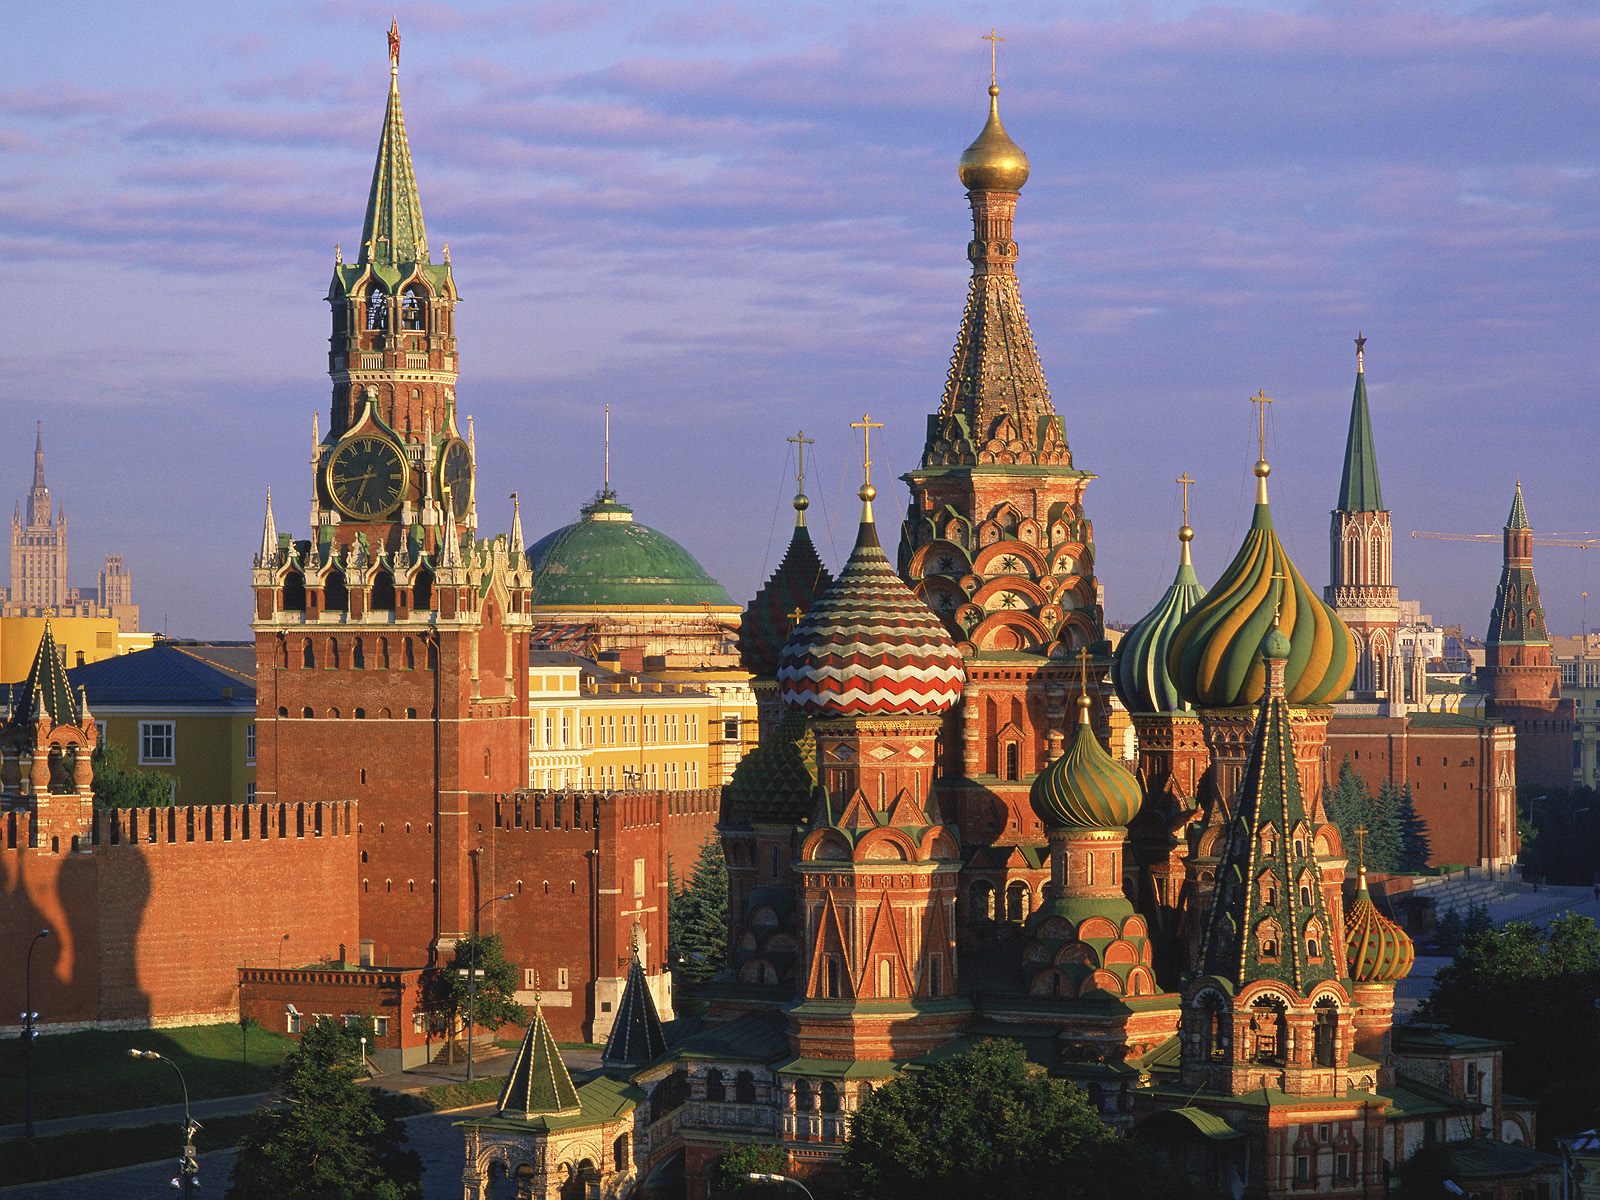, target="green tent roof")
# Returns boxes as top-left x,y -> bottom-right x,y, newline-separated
527,492 -> 733,610
1337,366 -> 1385,512
496,1004 -> 580,1119
14,623 -> 79,727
